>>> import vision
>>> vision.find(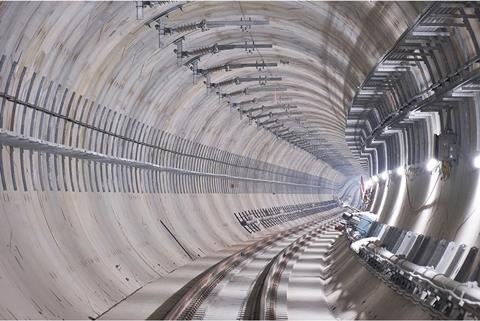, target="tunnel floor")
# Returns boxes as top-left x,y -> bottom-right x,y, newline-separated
99,214 -> 433,320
